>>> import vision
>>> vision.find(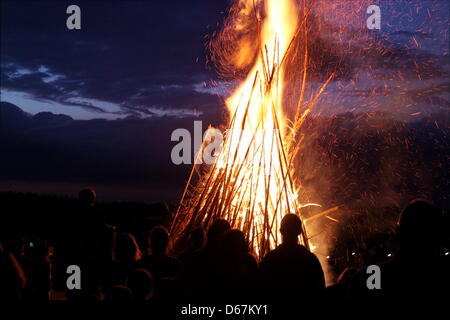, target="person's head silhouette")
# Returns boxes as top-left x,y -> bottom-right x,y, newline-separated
106,285 -> 133,303
126,268 -> 153,301
150,226 -> 169,255
190,227 -> 205,249
206,219 -> 231,248
397,199 -> 443,253
78,188 -> 96,207
280,214 -> 303,245
222,229 -> 248,255
115,233 -> 142,262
